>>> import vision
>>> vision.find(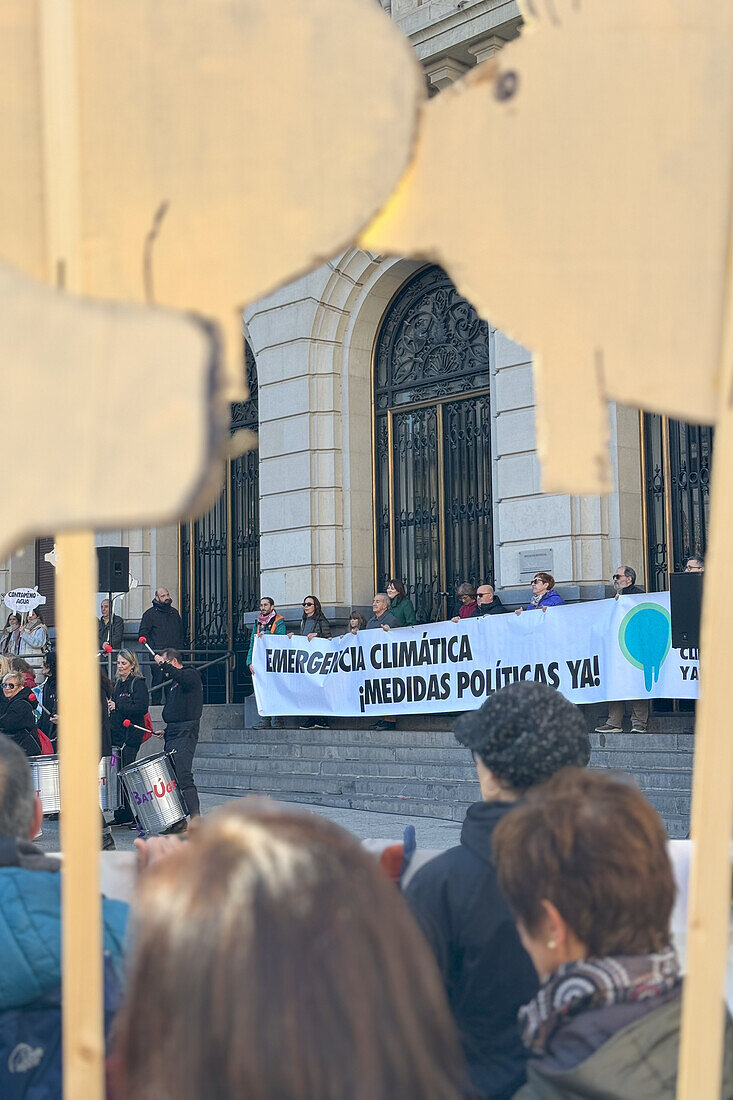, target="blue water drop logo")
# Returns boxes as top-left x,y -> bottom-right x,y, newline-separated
618,604 -> 672,691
